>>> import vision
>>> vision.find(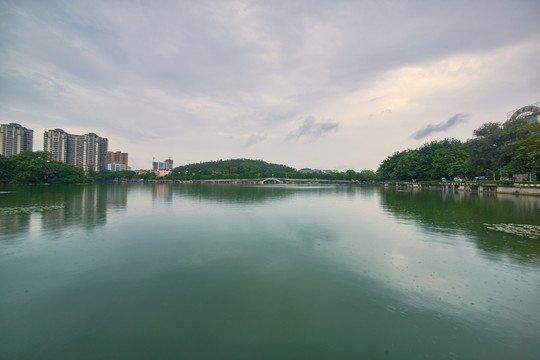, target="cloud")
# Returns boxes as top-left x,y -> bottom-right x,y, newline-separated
411,113 -> 469,140
0,1 -> 538,170
244,133 -> 268,147
286,116 -> 339,142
